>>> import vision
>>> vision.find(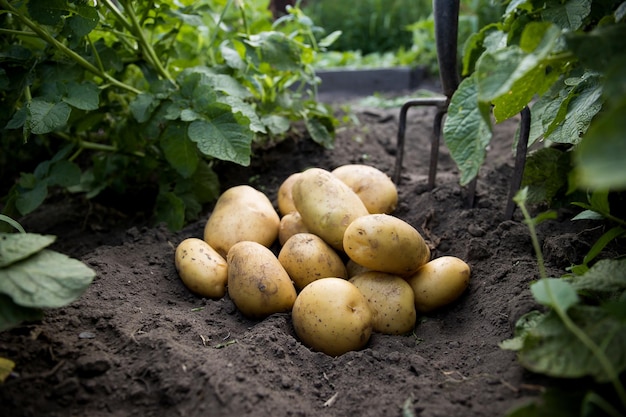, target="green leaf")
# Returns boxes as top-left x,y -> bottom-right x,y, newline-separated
0,249 -> 95,309
63,81 -> 100,111
154,192 -> 185,231
514,305 -> 626,382
443,75 -> 493,186
219,95 -> 266,133
571,209 -> 603,221
531,278 -> 580,311
541,0 -> 591,31
48,160 -> 82,187
475,23 -> 561,121
568,258 -> 626,296
187,104 -> 253,166
66,4 -> 99,37
28,99 -> 71,134
0,293 -> 43,332
566,22 -> 626,72
244,32 -> 303,71
15,181 -> 48,216
160,122 -> 199,179
262,114 -> 290,136
545,73 -> 603,145
305,116 -> 334,149
0,233 -> 56,268
27,0 -> 69,26
574,95 -> 626,190
521,147 -> 570,204
130,94 -> 158,123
